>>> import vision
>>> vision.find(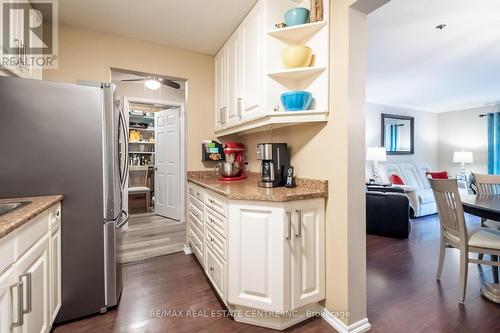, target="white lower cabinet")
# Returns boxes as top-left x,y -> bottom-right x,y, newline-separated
14,235 -> 50,333
205,246 -> 225,301
228,202 -> 287,312
49,223 -> 61,323
288,200 -> 325,309
228,199 -> 325,314
187,182 -> 325,330
0,203 -> 61,333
